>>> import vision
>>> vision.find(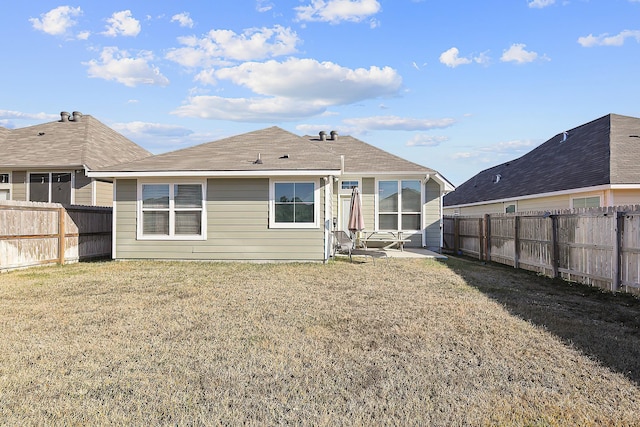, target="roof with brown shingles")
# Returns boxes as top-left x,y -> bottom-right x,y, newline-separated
99,126 -> 342,172
0,114 -> 152,170
444,113 -> 640,207
306,134 -> 438,174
